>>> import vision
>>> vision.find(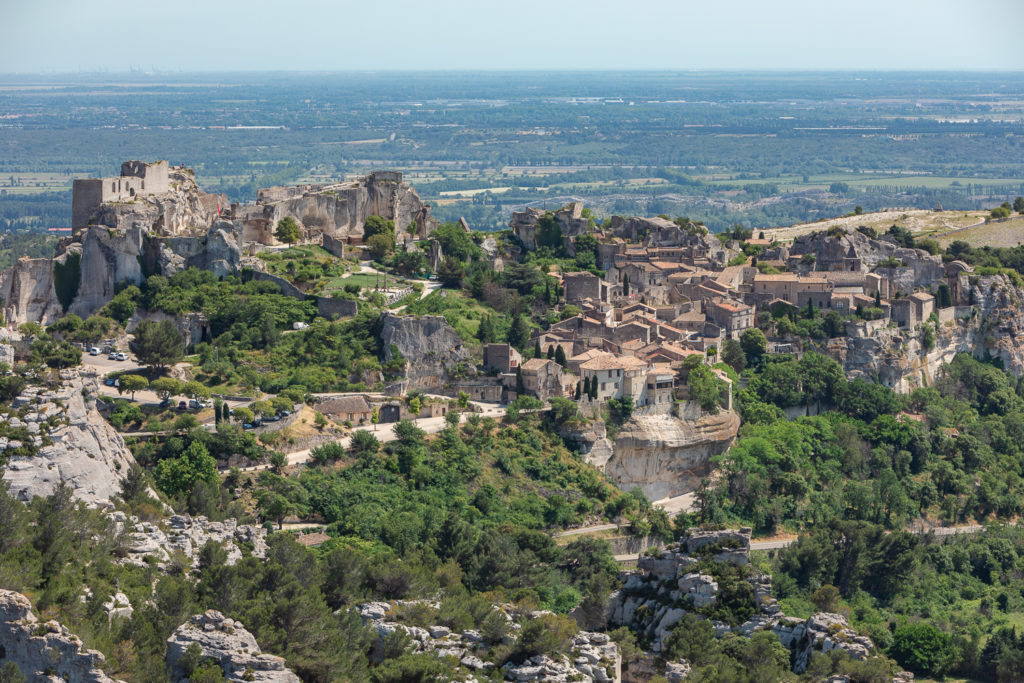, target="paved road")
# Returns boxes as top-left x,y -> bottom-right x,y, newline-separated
612,523 -> 997,563
229,400 -> 507,472
554,523 -> 620,538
